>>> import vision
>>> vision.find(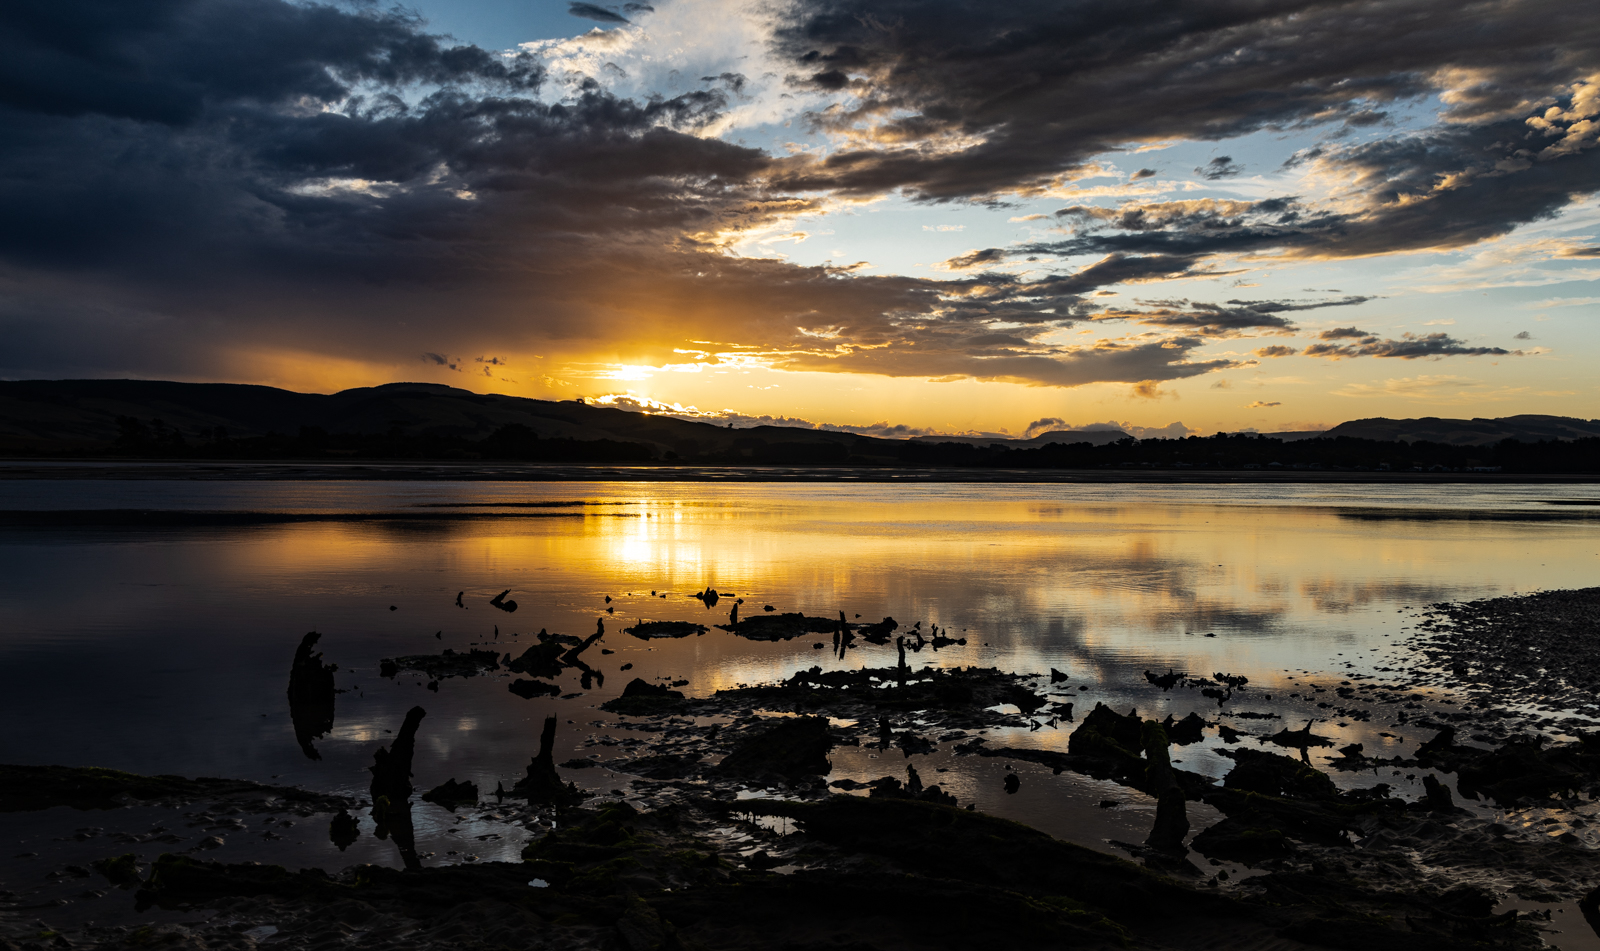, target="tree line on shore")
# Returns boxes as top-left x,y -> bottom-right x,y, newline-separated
76,416 -> 1600,473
